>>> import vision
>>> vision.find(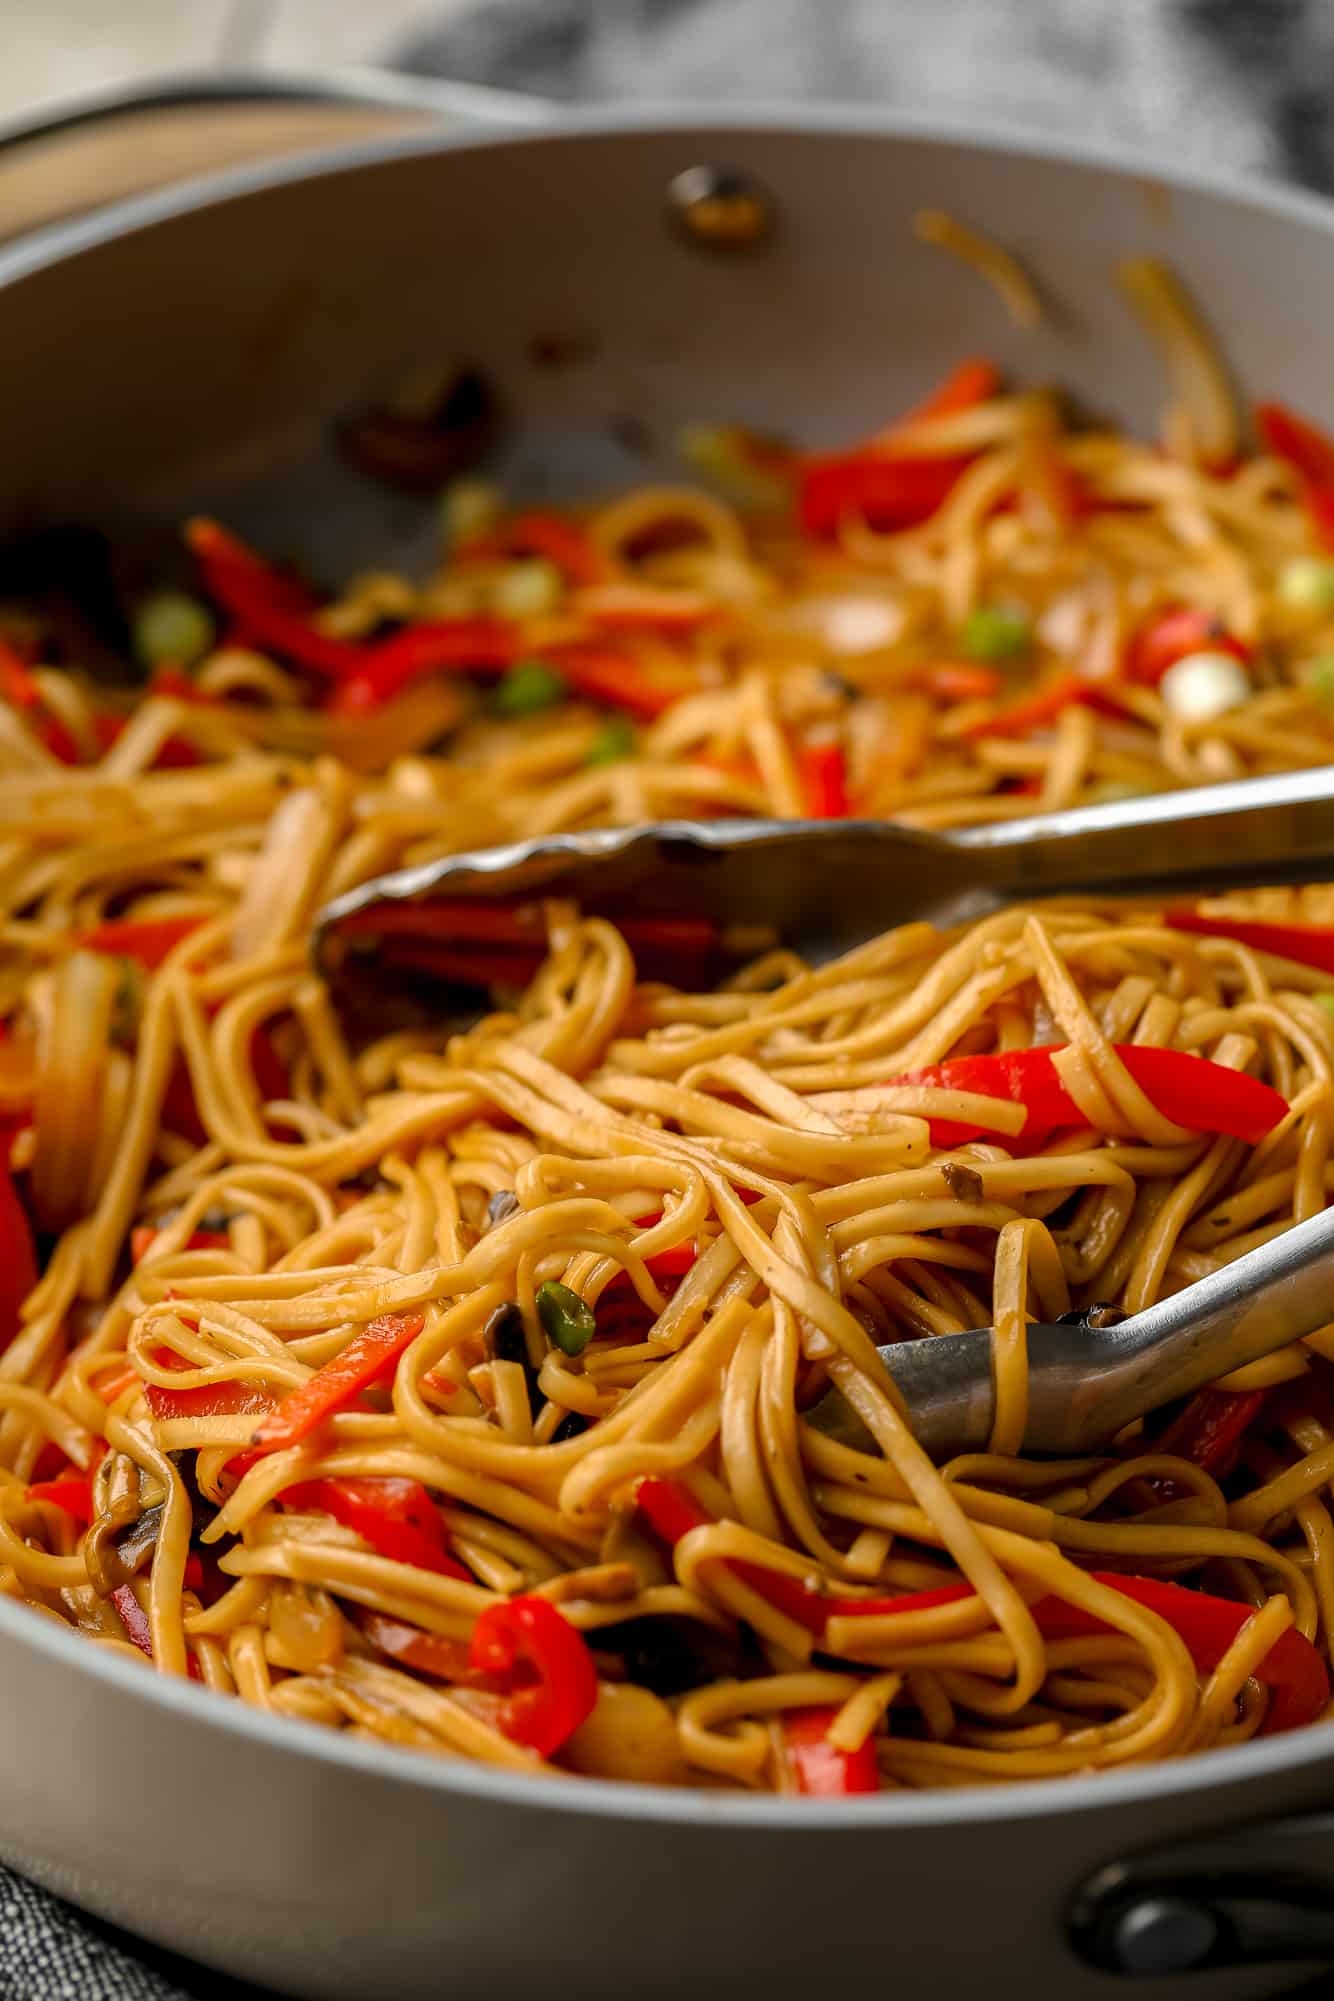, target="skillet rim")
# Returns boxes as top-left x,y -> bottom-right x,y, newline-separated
2,99 -> 1332,1830
5,97 -> 1334,289
3,1581 -> 1330,1829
